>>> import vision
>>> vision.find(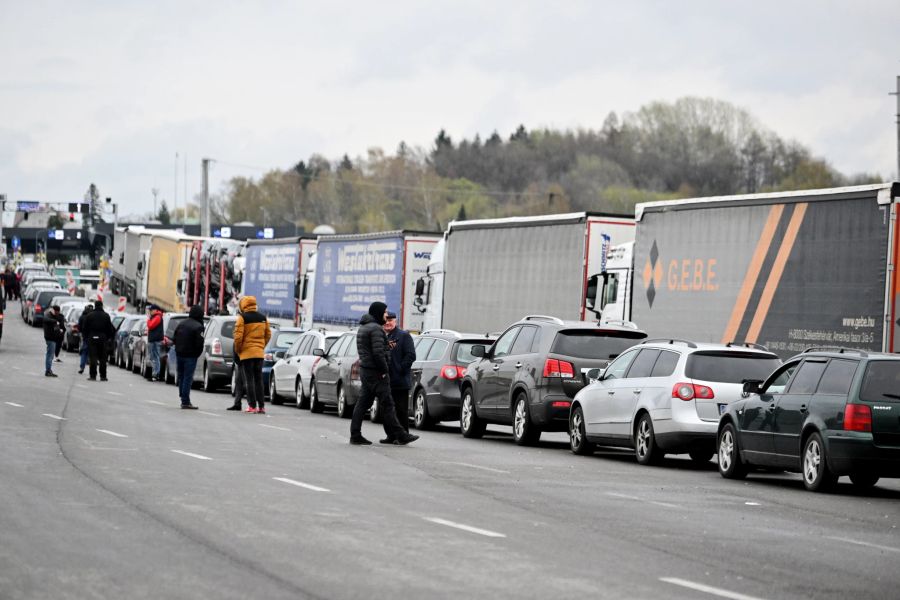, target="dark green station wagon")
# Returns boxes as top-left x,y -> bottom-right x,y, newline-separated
717,347 -> 900,492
